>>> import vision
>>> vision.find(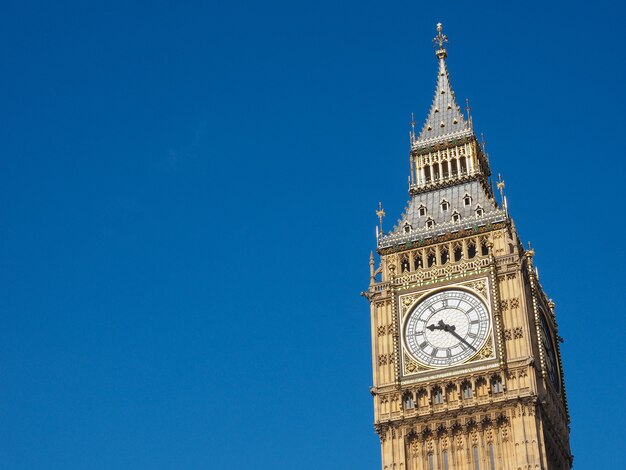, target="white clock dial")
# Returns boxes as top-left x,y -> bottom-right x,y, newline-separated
404,289 -> 491,367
